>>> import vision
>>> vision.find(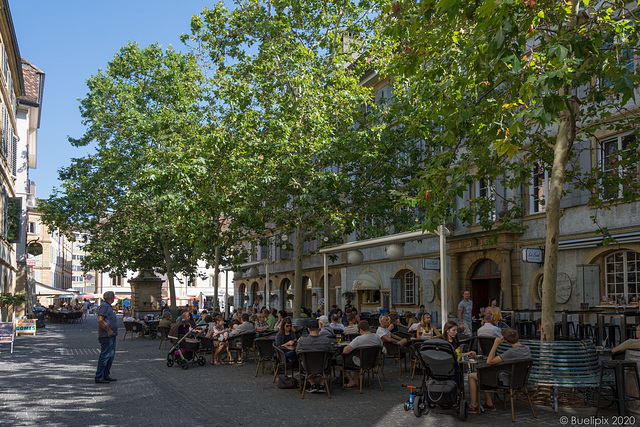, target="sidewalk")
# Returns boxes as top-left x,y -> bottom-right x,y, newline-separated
0,317 -> 630,426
